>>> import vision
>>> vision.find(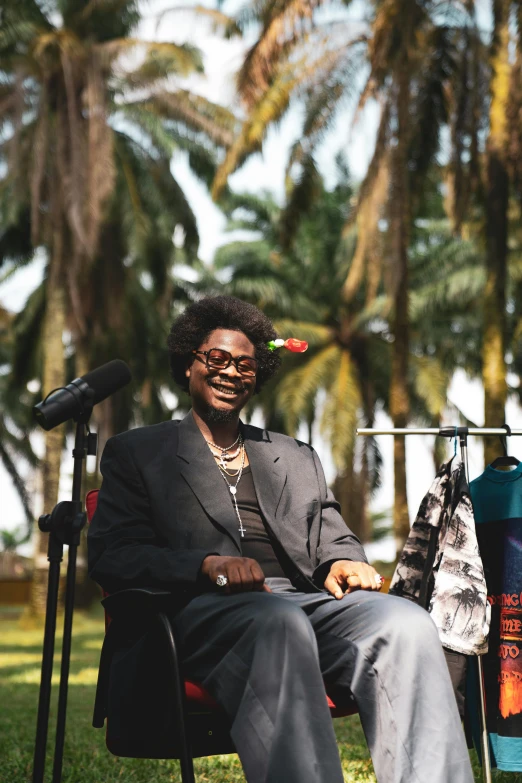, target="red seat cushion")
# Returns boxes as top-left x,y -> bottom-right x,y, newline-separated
86,489 -> 99,522
184,682 -> 354,716
185,680 -> 220,708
